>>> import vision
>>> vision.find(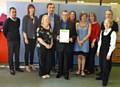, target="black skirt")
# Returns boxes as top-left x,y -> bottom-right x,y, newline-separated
74,51 -> 88,57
